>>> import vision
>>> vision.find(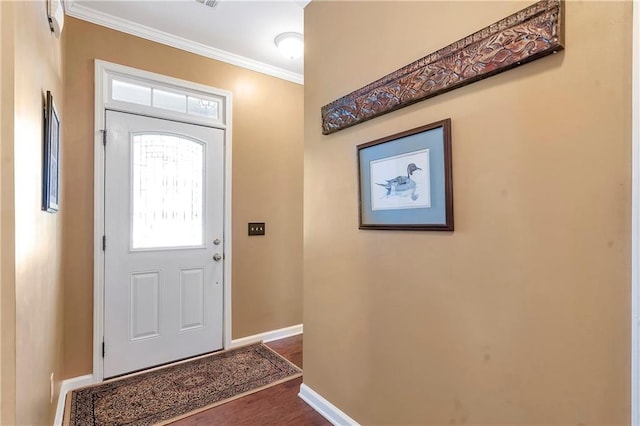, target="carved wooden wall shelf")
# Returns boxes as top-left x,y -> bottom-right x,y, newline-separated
321,0 -> 564,135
